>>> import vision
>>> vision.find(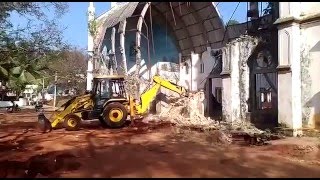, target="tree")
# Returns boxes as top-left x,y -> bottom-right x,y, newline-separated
46,47 -> 88,95
226,19 -> 239,26
0,2 -> 68,25
0,2 -> 69,96
0,31 -> 66,96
